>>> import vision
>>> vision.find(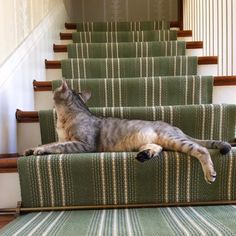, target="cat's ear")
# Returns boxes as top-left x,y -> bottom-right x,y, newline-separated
80,90 -> 91,103
61,81 -> 69,93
